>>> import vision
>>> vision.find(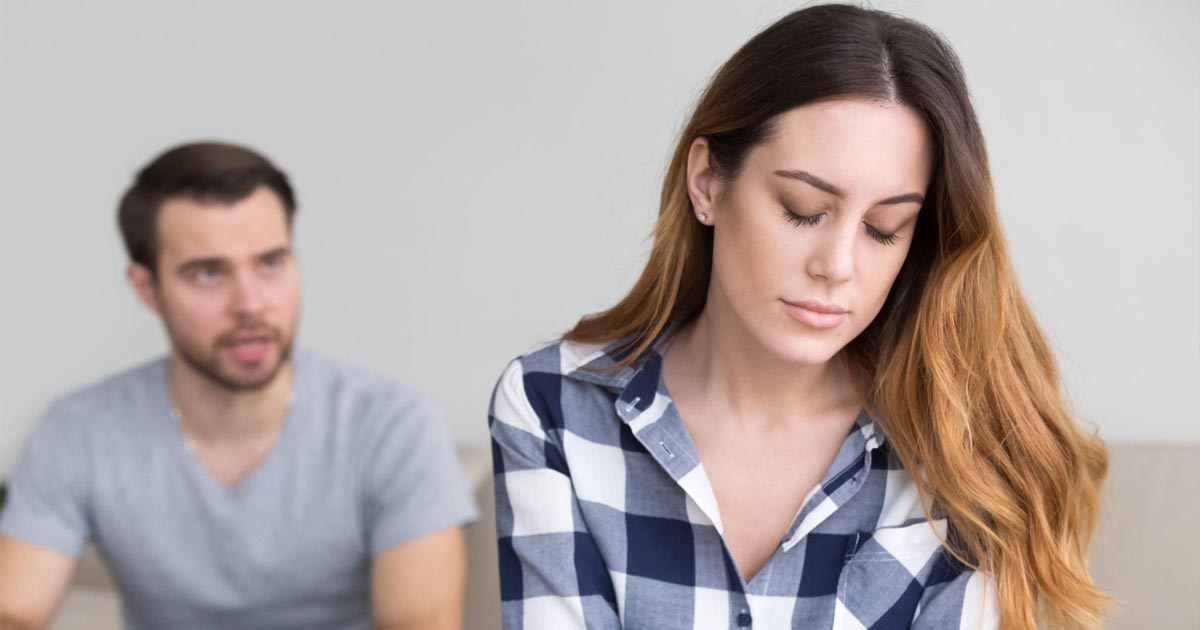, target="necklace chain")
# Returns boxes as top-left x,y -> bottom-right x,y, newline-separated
168,406 -> 199,454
